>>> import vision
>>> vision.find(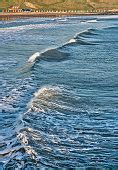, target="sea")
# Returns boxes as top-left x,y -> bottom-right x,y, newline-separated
0,15 -> 118,170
